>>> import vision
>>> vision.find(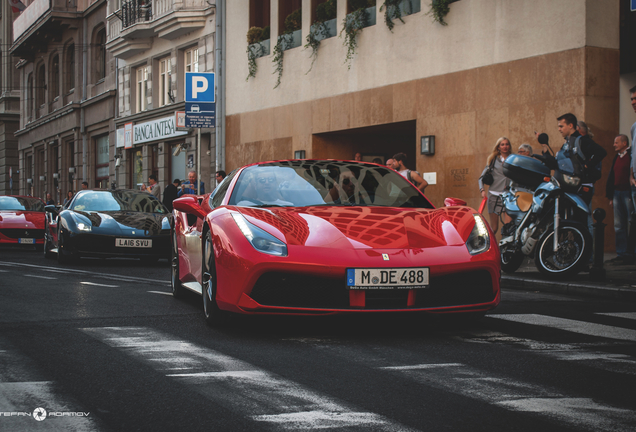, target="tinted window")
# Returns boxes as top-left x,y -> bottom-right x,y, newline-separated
71,191 -> 168,213
227,161 -> 434,209
210,170 -> 238,208
0,196 -> 45,212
